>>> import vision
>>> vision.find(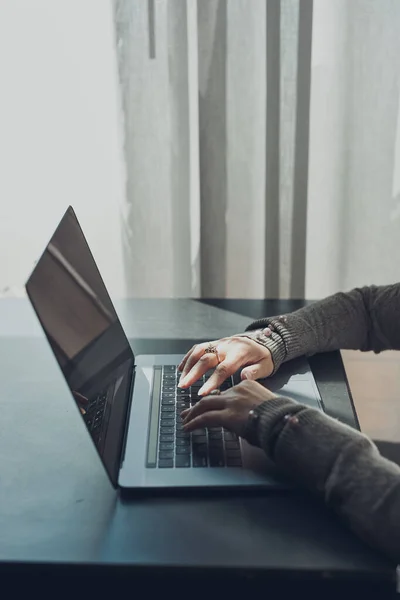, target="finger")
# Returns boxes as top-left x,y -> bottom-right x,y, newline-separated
241,357 -> 272,381
183,410 -> 227,432
179,352 -> 219,389
178,345 -> 196,372
198,358 -> 241,395
180,407 -> 191,419
182,396 -> 227,424
178,343 -> 209,384
179,341 -> 220,386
